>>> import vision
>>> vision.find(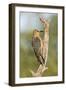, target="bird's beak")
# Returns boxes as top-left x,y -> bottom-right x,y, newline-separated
40,31 -> 44,32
